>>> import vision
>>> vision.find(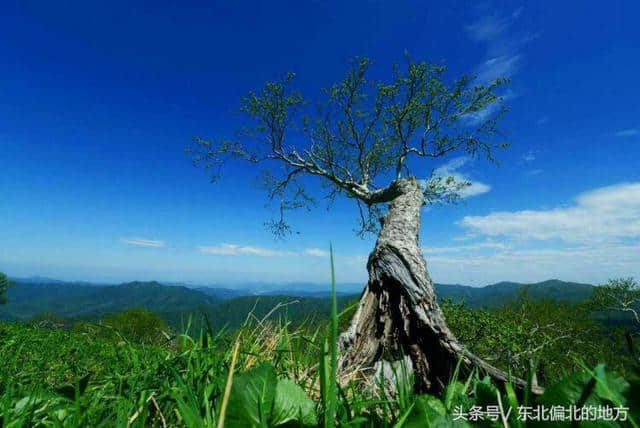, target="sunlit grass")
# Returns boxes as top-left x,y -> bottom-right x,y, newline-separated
0,249 -> 638,426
